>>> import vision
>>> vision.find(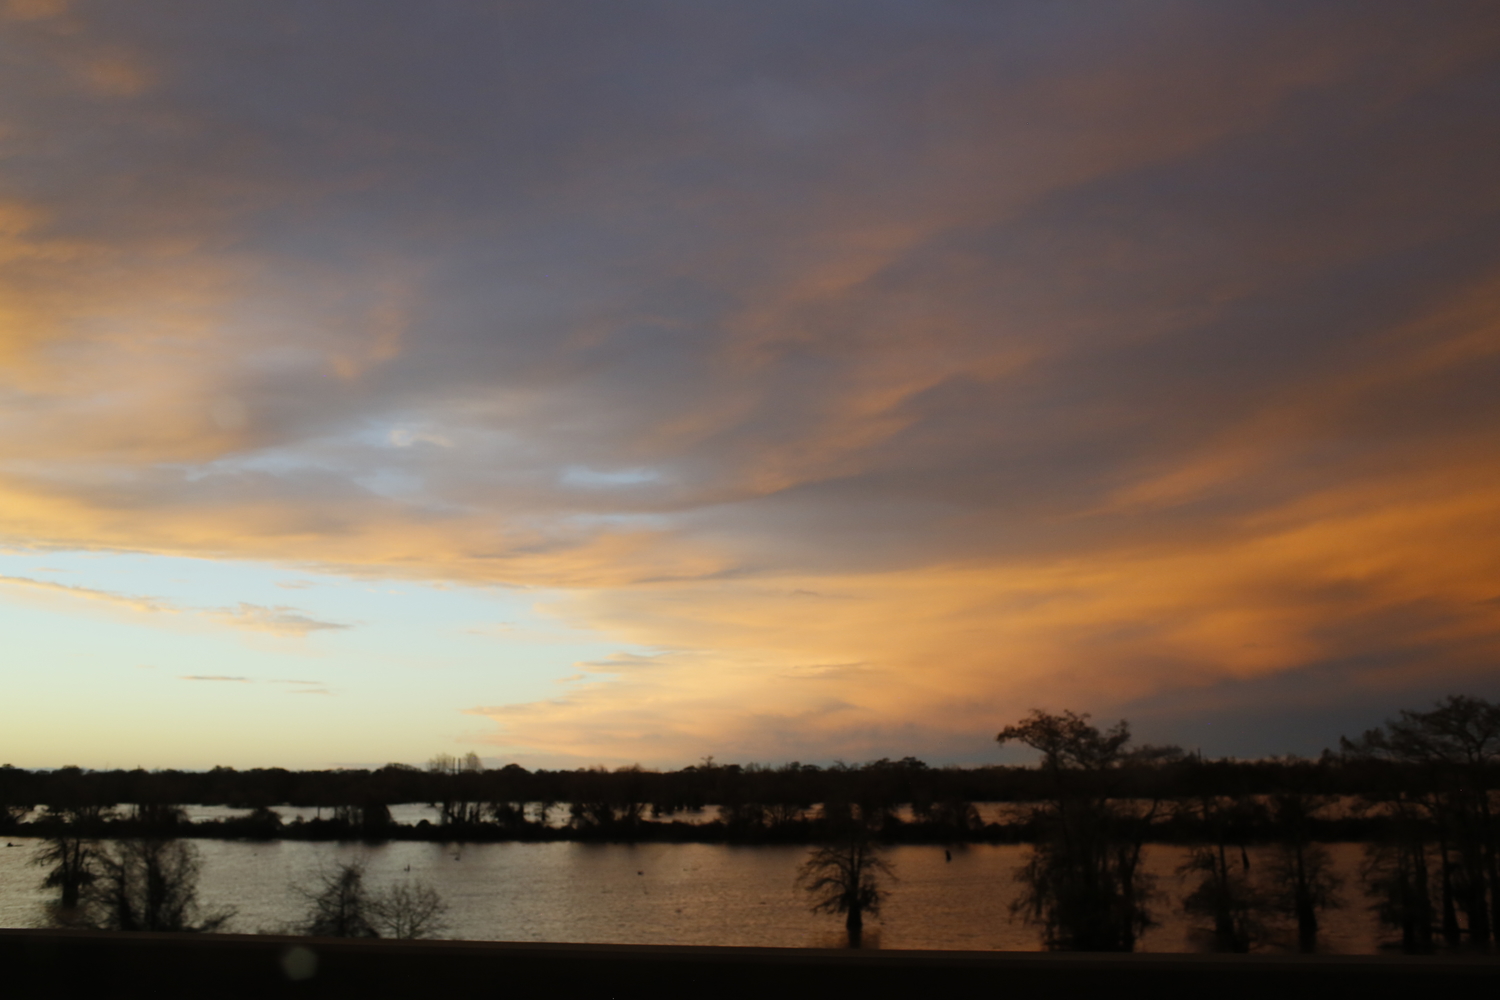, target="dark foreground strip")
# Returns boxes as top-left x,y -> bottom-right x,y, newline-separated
5,929 -> 1497,1000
